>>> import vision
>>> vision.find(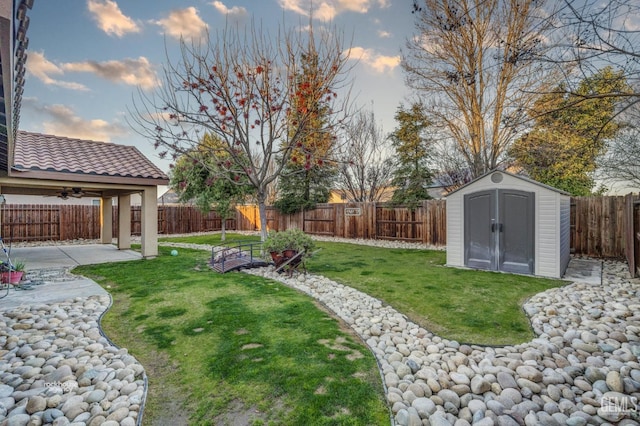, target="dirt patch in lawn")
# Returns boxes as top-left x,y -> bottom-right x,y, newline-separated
138,348 -> 191,426
213,398 -> 287,426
